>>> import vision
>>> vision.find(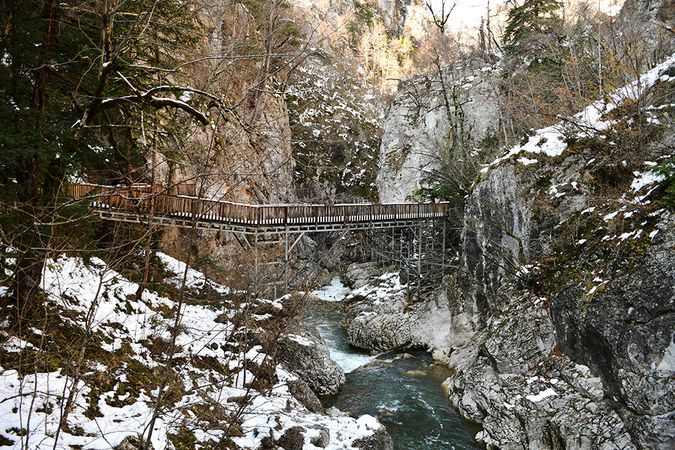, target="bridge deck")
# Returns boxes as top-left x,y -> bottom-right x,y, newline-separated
71,184 -> 449,234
